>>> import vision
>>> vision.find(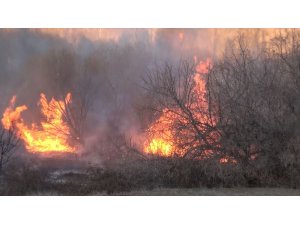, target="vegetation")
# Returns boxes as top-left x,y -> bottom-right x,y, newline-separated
1,29 -> 300,195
